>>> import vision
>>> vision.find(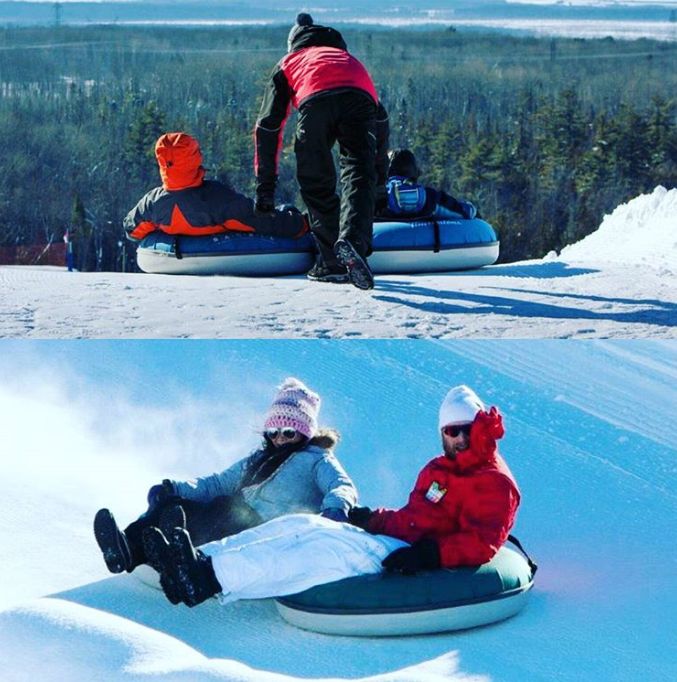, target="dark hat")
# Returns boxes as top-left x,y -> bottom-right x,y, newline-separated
388,149 -> 421,182
288,13 -> 314,51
